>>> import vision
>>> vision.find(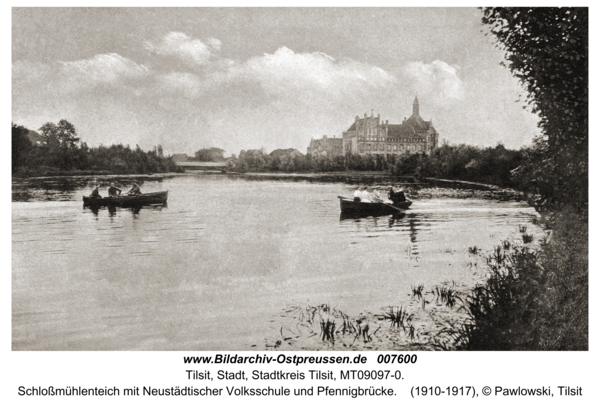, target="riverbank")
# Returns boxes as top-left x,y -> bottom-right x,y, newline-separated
11,171 -> 526,204
411,187 -> 525,202
11,173 -> 183,202
262,218 -> 546,351
12,166 -> 184,179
